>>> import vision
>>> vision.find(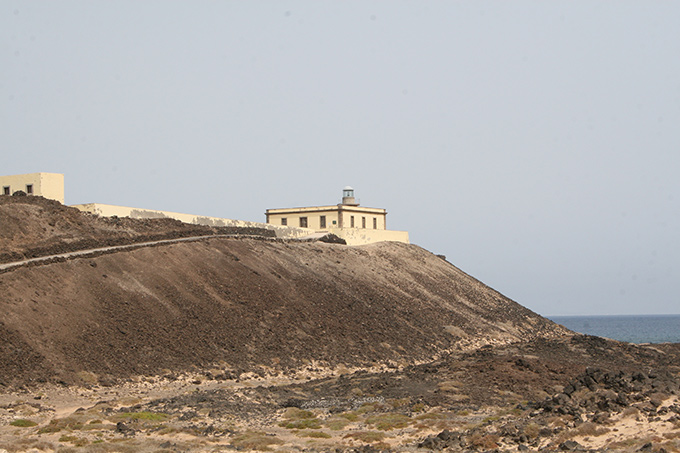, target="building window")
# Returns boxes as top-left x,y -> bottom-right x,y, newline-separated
320,215 -> 326,228
362,217 -> 366,228
373,218 -> 377,229
2,186 -> 9,196
350,216 -> 355,228
25,184 -> 33,195
281,218 -> 287,226
299,217 -> 308,228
